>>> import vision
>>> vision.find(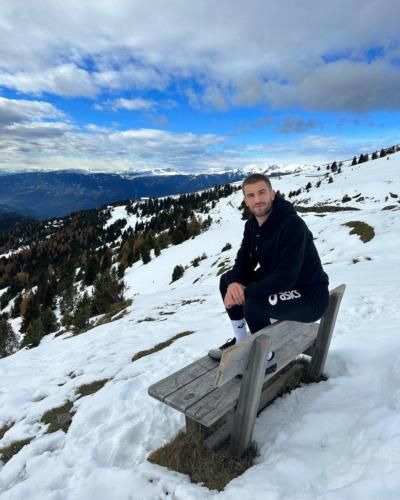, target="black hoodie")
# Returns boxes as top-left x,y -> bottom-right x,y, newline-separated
227,196 -> 329,299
